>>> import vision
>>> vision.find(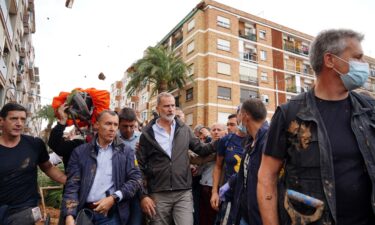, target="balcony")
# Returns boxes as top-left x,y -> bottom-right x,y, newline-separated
24,13 -> 30,34
240,74 -> 258,85
16,74 -> 23,83
9,0 -> 18,14
131,96 -> 139,102
0,57 -> 7,80
284,43 -> 301,54
172,38 -> 183,49
285,85 -> 310,94
240,52 -> 258,63
20,40 -> 27,57
239,31 -> 257,42
369,69 -> 375,78
364,82 -> 375,92
116,81 -> 123,89
302,46 -> 309,56
28,94 -> 35,101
